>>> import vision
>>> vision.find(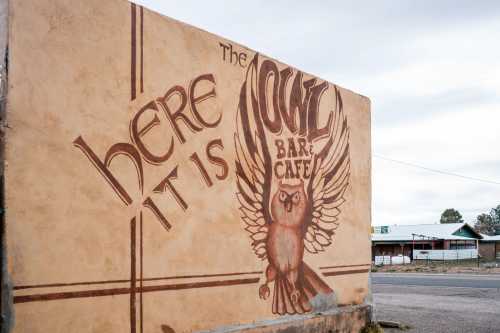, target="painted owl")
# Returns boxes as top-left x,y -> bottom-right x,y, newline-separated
234,54 -> 350,315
